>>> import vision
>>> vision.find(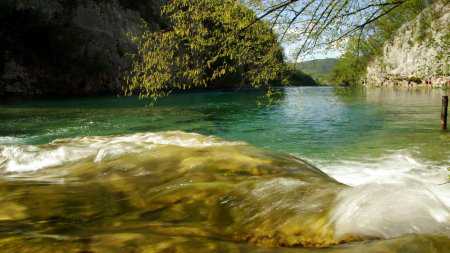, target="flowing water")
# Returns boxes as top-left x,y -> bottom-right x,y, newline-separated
0,87 -> 449,252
